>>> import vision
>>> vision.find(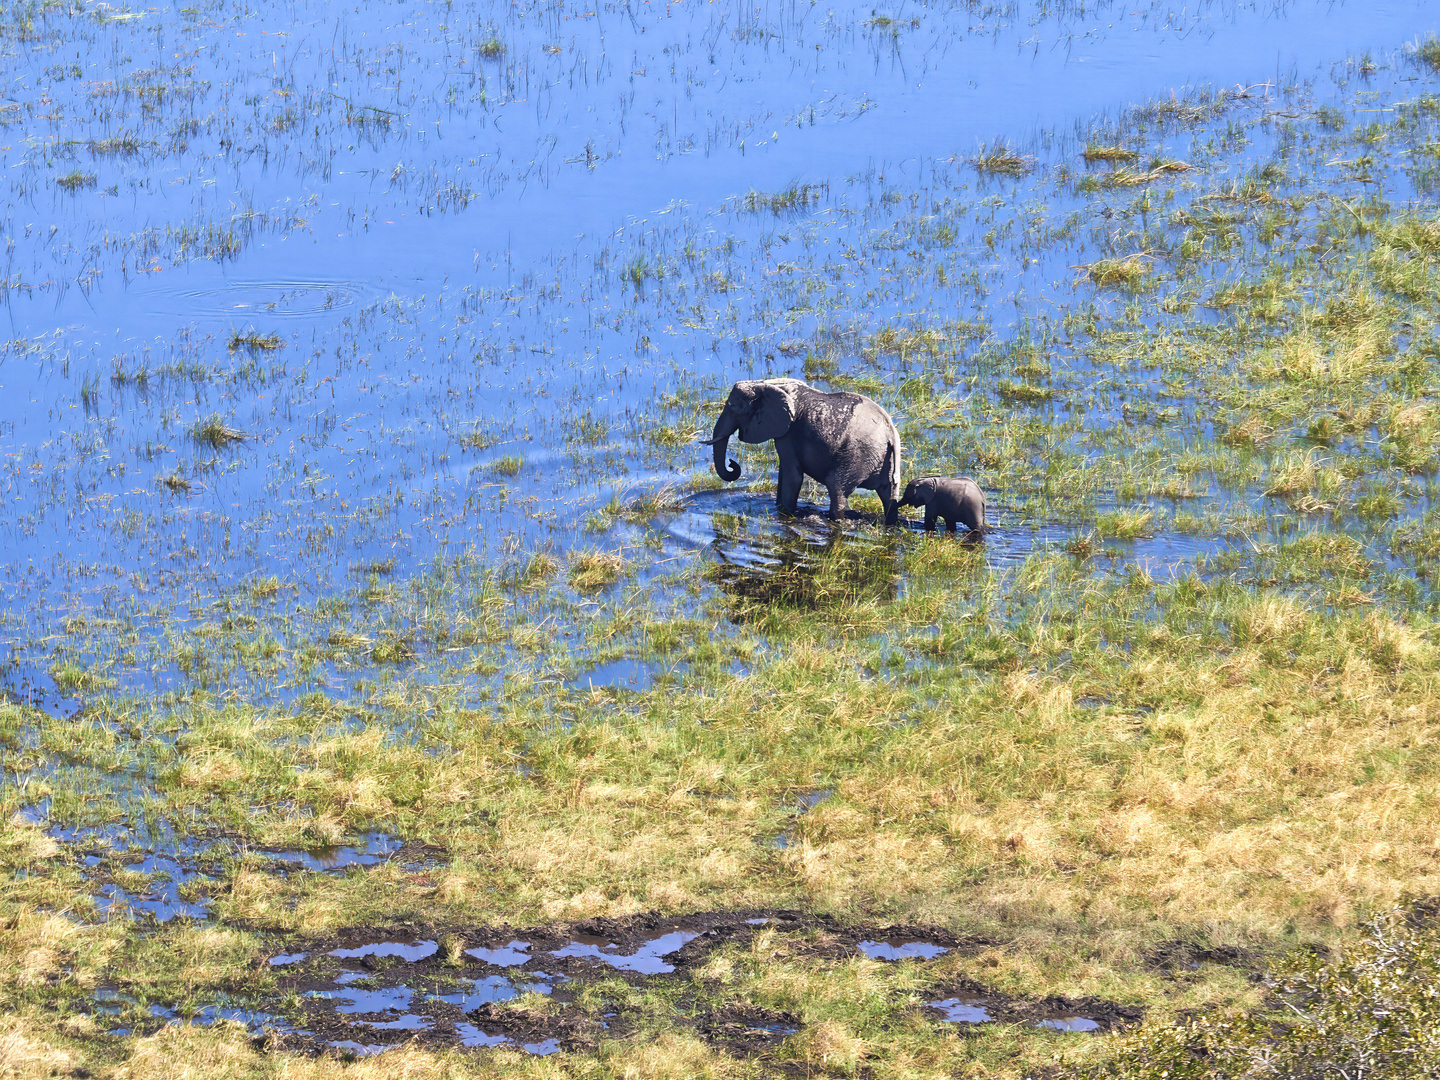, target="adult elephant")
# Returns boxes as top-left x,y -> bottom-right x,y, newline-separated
704,378 -> 901,525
